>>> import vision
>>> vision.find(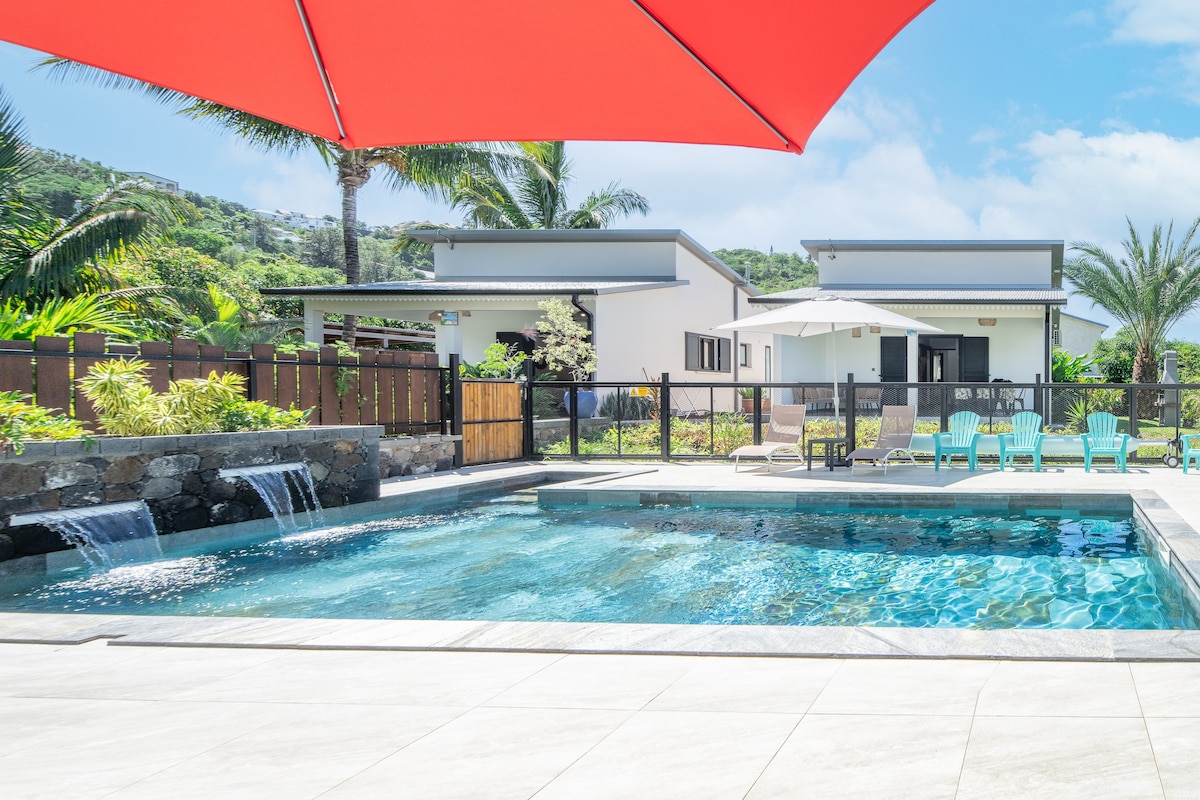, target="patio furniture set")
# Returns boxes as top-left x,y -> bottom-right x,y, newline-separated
730,405 -> 1200,474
